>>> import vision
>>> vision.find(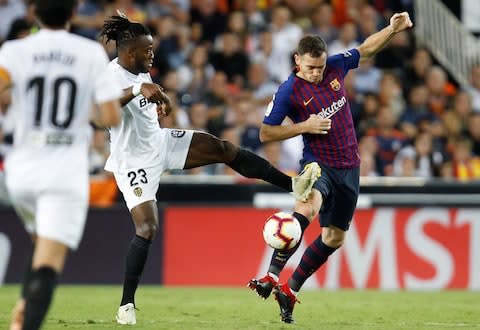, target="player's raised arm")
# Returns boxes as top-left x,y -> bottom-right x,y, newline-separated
357,12 -> 413,60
